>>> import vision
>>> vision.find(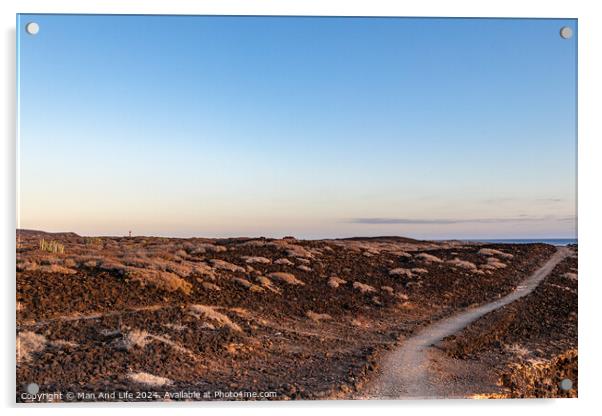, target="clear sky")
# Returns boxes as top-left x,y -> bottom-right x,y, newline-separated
17,15 -> 577,240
